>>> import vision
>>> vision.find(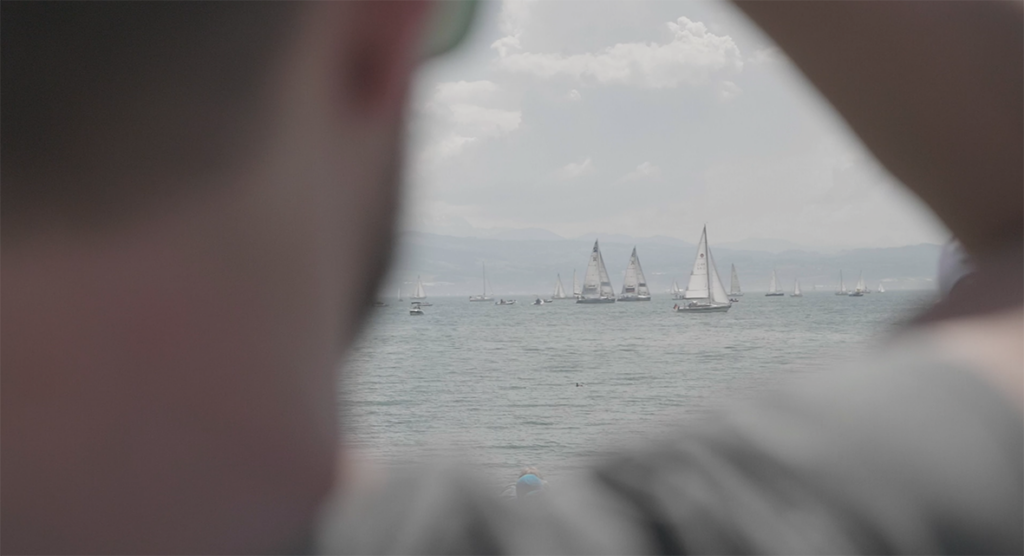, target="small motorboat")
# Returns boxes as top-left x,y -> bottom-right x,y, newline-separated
495,299 -> 517,305
532,298 -> 544,306
409,302 -> 424,316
